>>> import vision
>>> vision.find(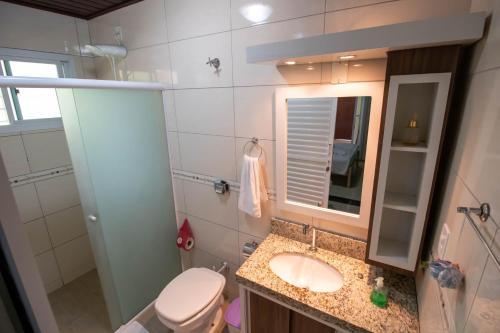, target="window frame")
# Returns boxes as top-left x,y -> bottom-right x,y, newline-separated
0,48 -> 76,134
